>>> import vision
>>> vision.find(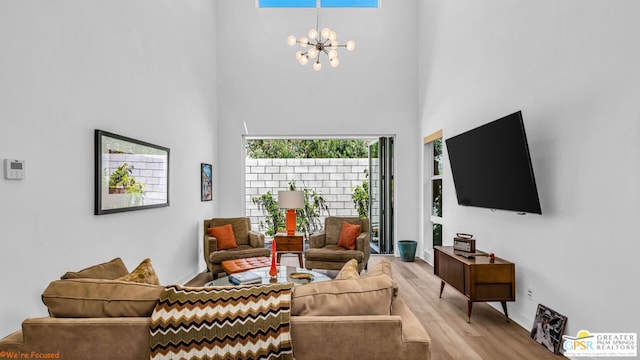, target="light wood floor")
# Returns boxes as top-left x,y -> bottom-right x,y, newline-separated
188,255 -> 564,360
